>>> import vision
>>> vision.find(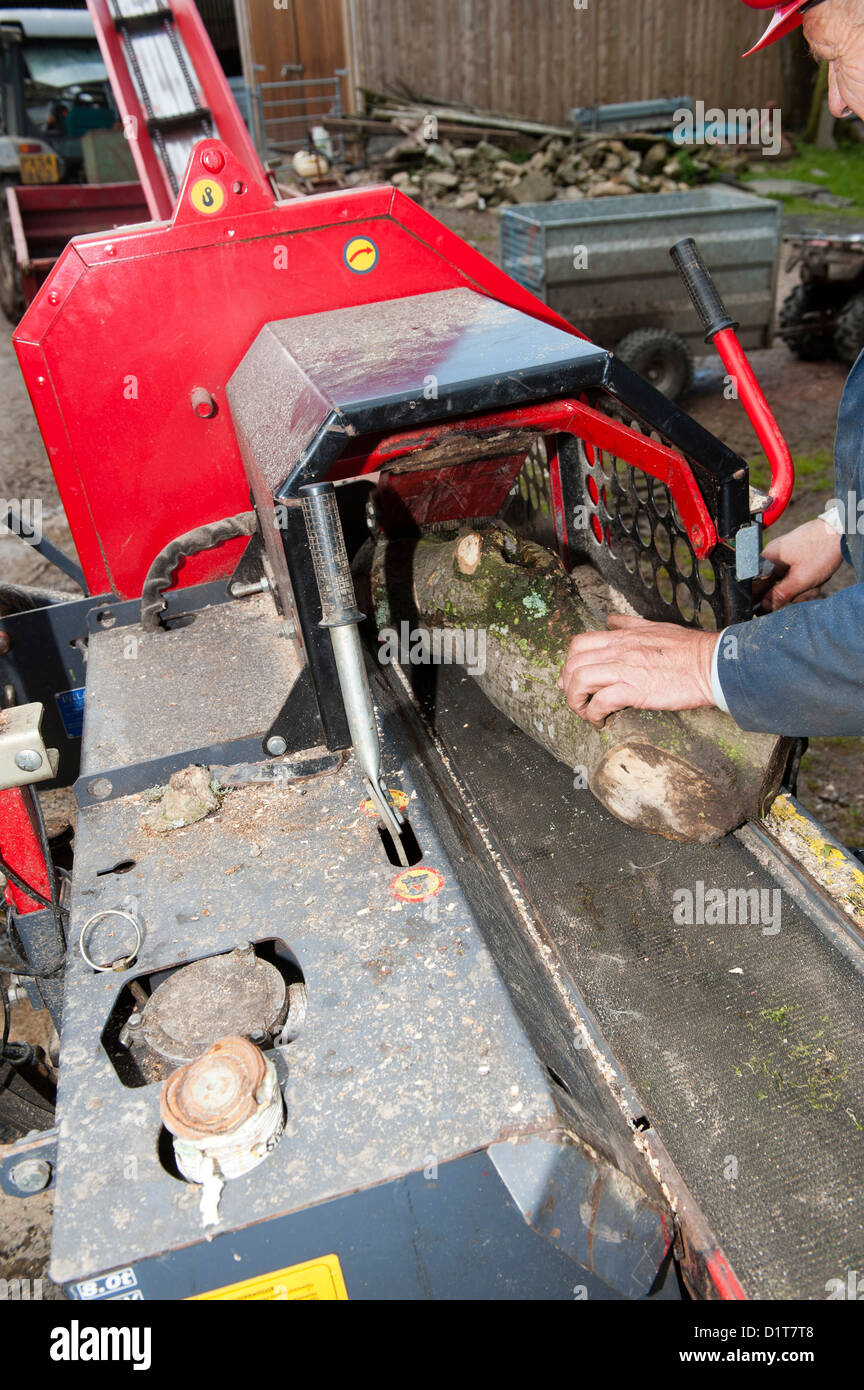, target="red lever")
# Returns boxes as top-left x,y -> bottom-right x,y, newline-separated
670,238 -> 794,528
710,328 -> 794,527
